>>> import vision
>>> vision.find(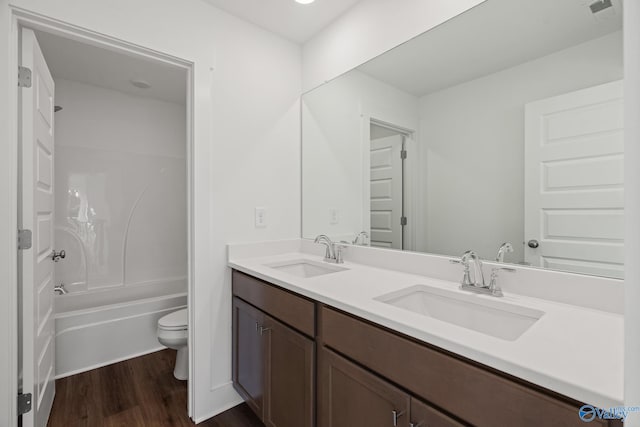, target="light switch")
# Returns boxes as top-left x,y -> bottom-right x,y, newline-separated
329,208 -> 339,225
255,207 -> 267,228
